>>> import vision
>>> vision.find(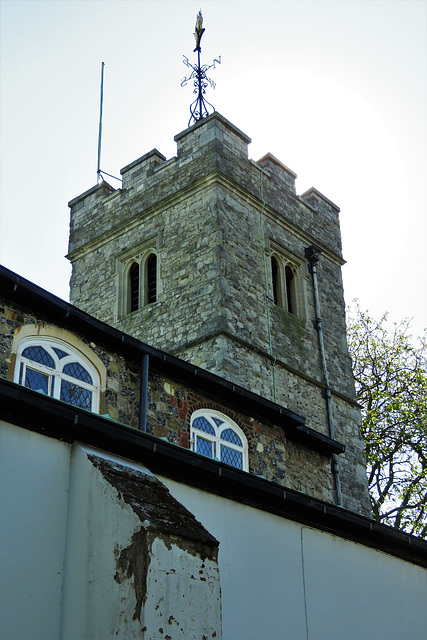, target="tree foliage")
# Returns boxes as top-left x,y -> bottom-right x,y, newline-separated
347,304 -> 427,538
